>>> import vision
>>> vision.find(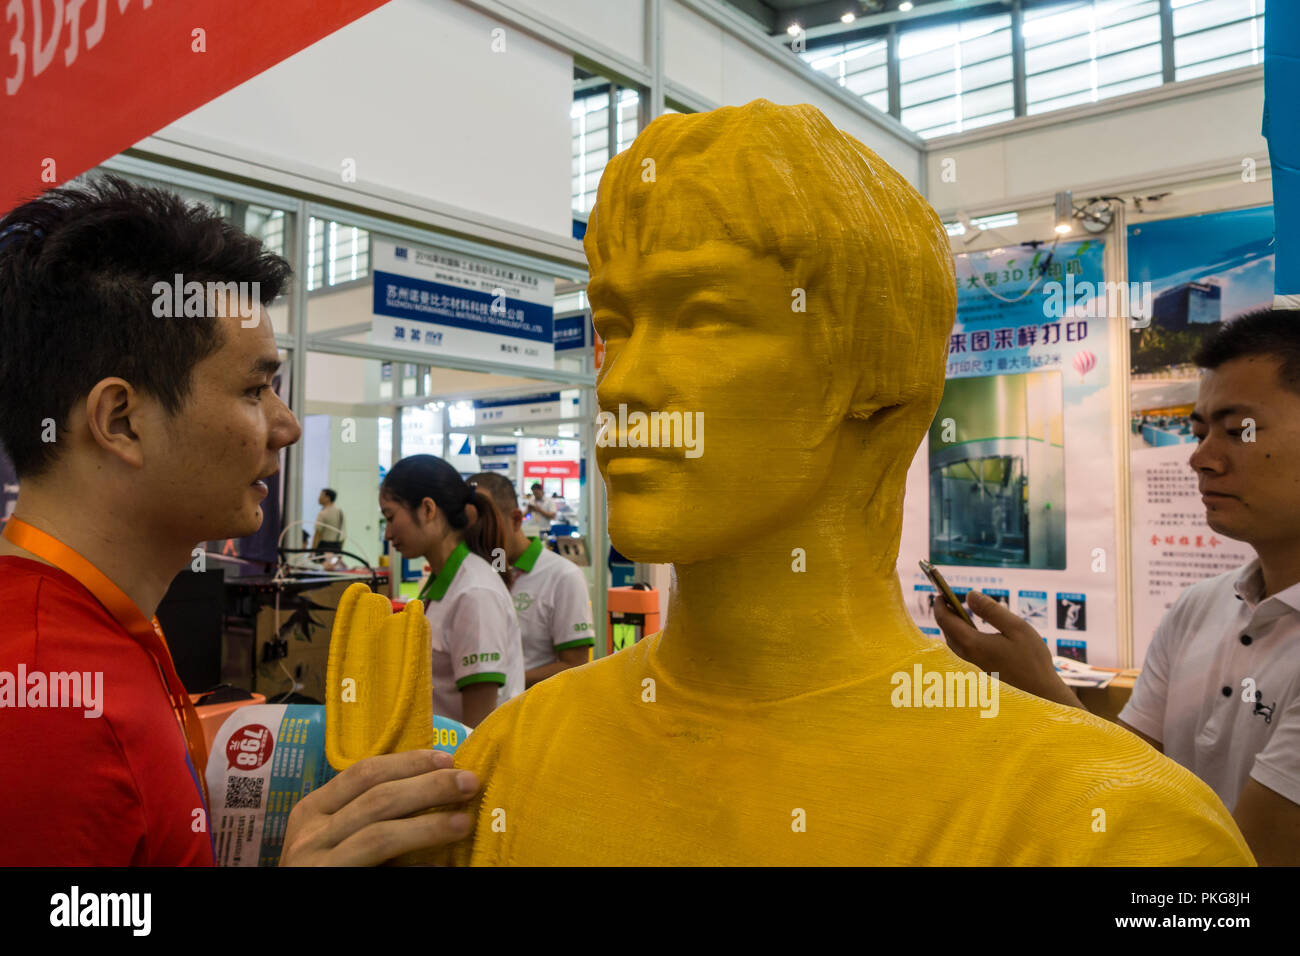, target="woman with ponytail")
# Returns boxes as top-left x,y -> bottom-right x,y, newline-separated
380,454 -> 524,727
